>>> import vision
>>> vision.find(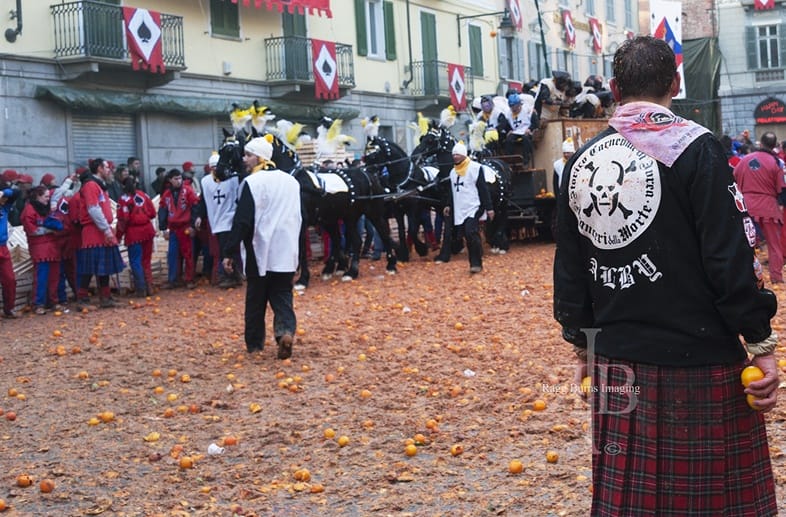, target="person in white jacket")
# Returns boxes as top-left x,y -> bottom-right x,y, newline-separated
222,136 -> 302,360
